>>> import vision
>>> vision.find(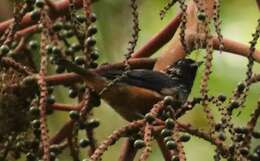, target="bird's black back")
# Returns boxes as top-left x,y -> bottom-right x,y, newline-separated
101,58 -> 199,98
102,69 -> 180,93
